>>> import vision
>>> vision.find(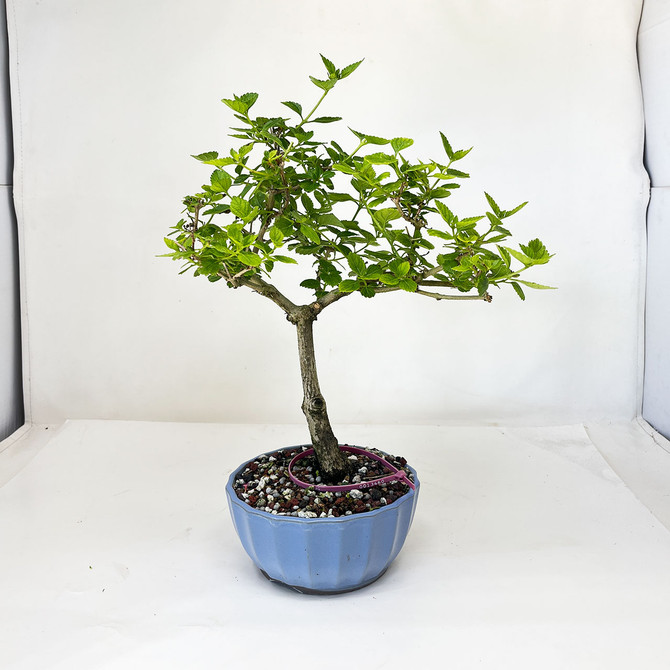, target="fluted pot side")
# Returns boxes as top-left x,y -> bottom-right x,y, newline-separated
226,448 -> 419,593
